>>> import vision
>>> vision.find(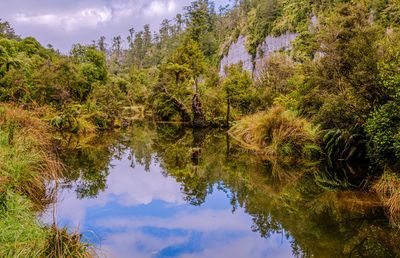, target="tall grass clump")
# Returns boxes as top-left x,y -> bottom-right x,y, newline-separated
229,106 -> 319,156
0,104 -> 60,206
0,104 -> 97,256
373,169 -> 400,227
